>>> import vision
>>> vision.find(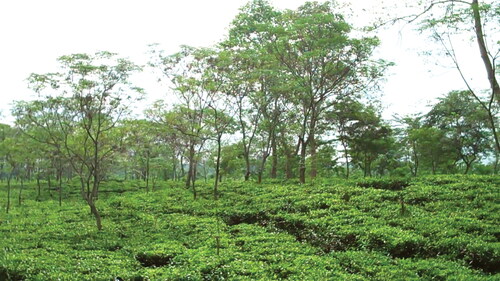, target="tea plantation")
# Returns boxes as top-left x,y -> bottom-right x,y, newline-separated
0,175 -> 499,280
